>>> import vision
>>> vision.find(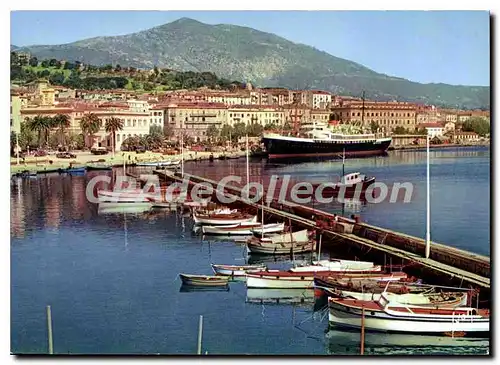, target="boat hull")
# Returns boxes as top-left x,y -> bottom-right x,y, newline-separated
262,136 -> 392,160
193,215 -> 257,225
246,241 -> 316,255
179,274 -> 229,287
211,264 -> 265,277
328,305 -> 489,336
